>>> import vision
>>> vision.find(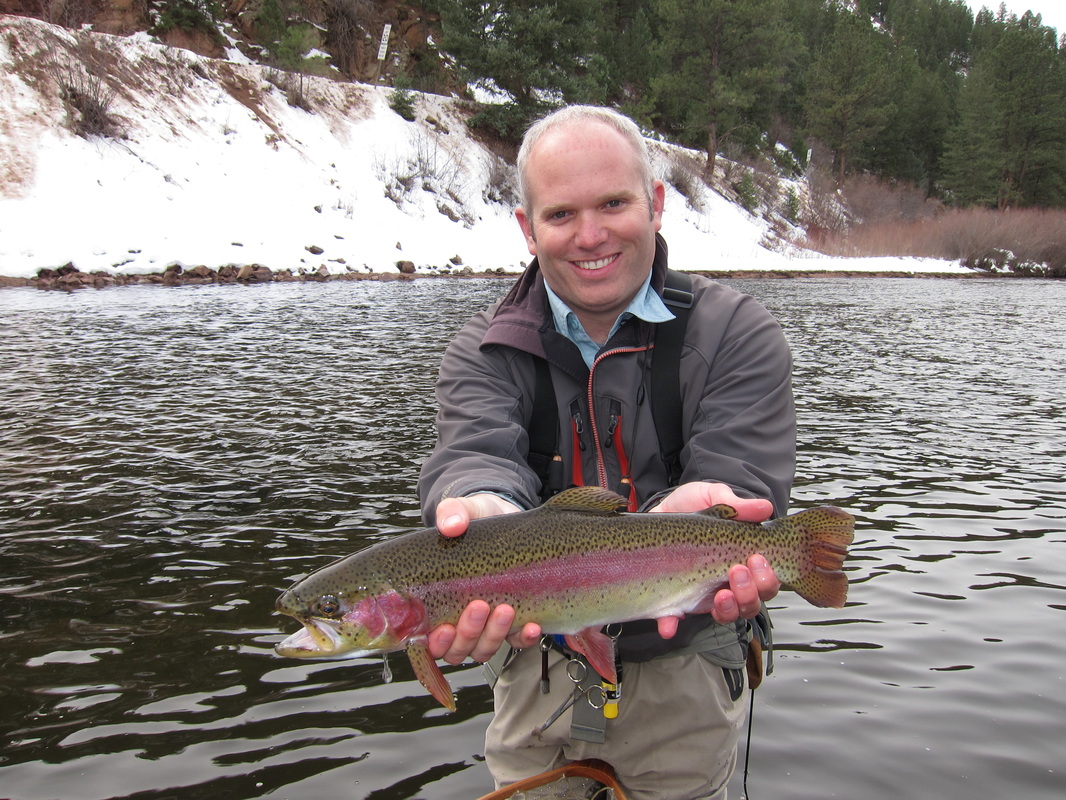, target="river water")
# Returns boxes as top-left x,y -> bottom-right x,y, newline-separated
0,277 -> 1063,800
